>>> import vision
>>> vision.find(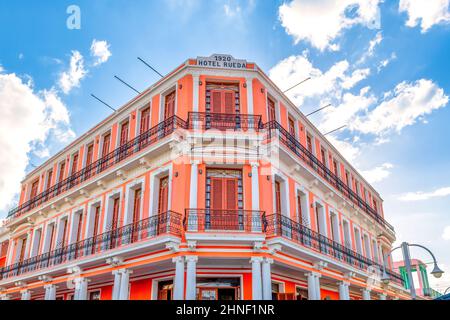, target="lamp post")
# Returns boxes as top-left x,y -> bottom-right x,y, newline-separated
381,242 -> 443,300
444,287 -> 450,295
